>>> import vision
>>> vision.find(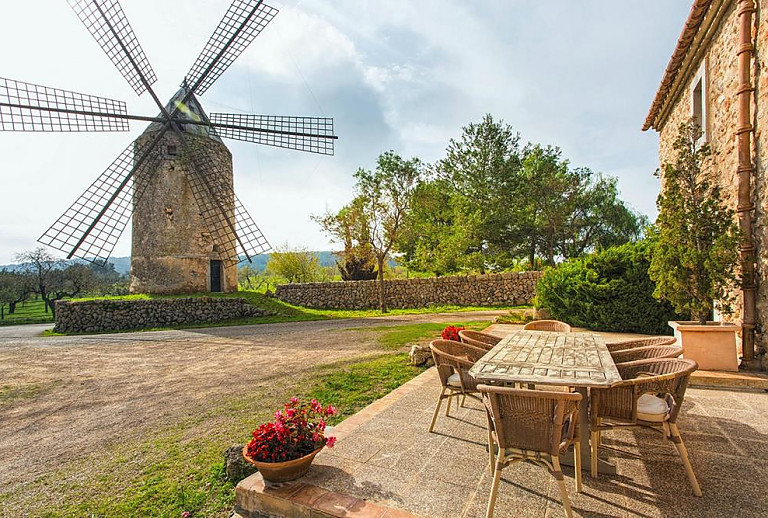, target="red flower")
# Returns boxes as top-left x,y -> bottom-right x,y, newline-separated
246,397 -> 339,462
441,325 -> 466,341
